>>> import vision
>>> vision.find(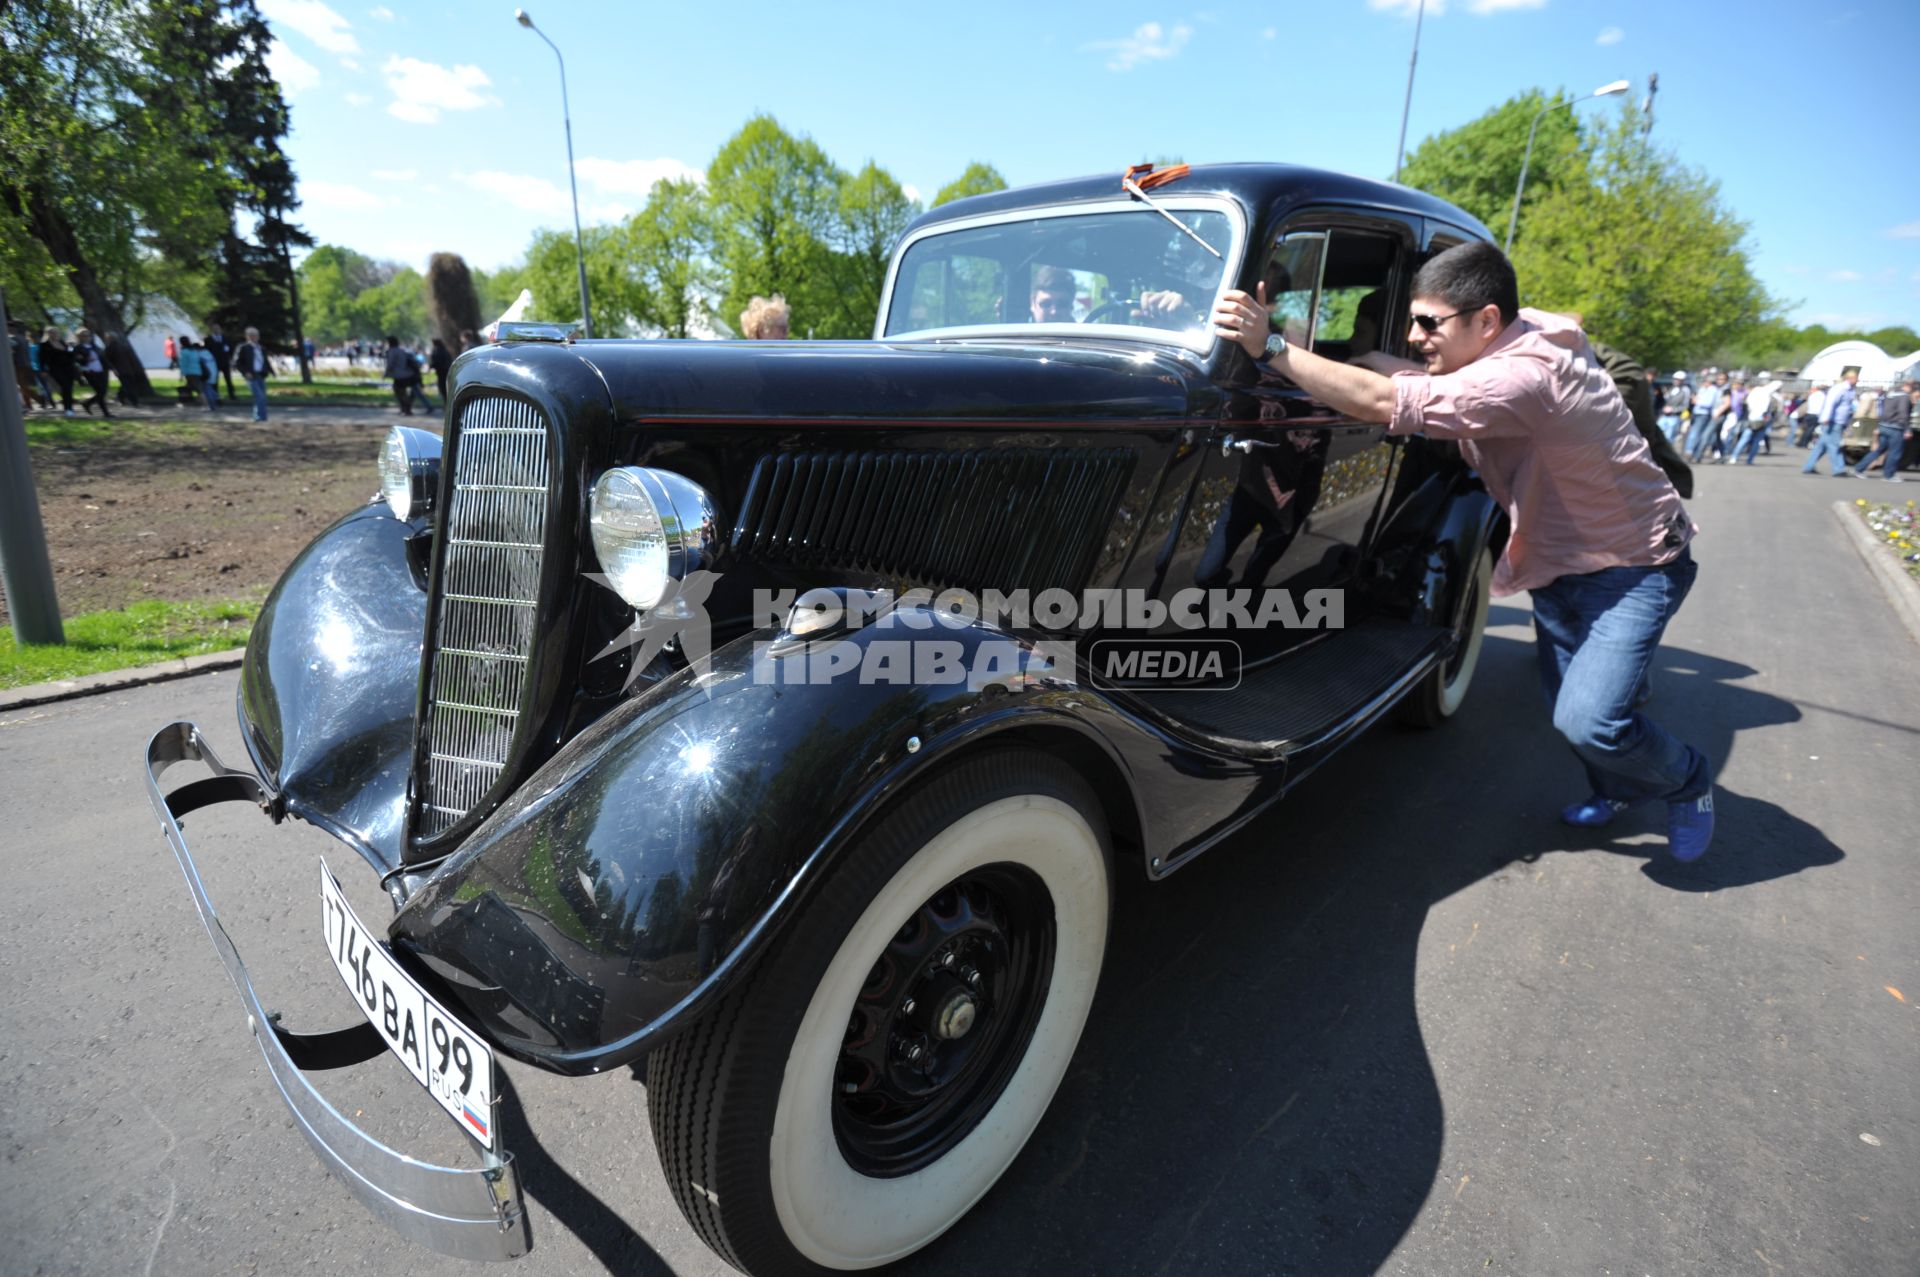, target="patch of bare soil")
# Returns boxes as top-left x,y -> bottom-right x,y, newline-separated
8,414 -> 419,625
